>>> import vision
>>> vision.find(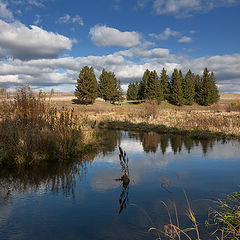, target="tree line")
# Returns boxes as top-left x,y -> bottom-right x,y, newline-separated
127,67 -> 219,106
75,66 -> 122,104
